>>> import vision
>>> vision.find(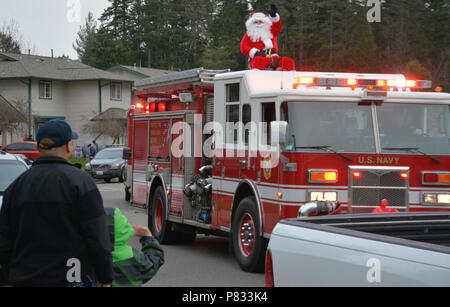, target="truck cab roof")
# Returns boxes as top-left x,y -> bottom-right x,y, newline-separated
214,70 -> 450,104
